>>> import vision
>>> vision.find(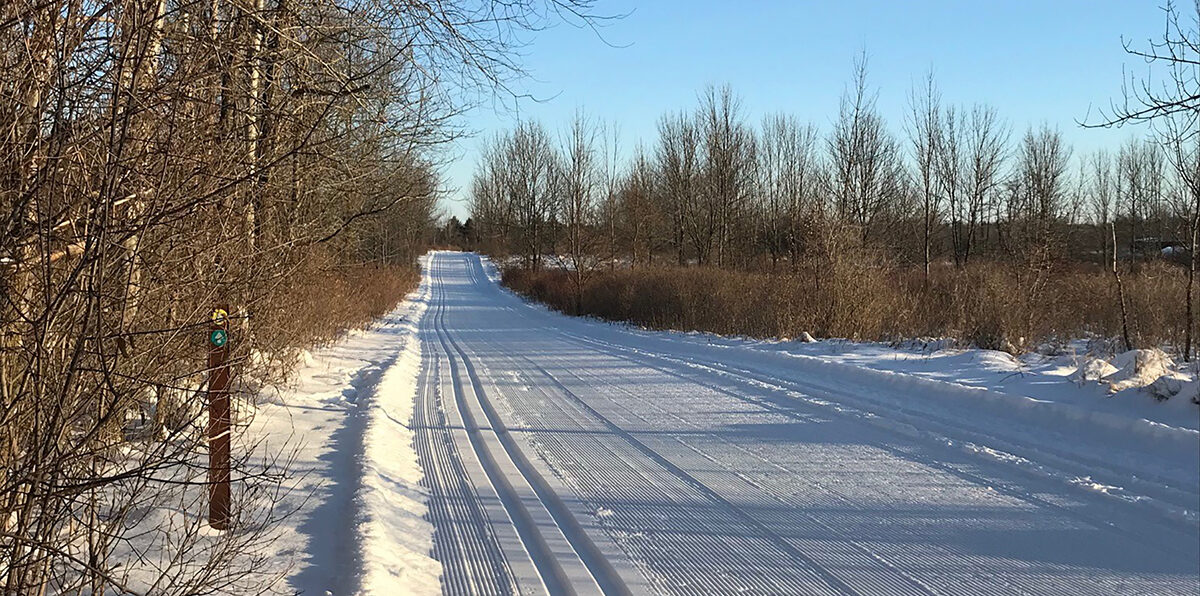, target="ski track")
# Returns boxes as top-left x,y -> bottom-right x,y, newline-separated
412,251 -> 1200,596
